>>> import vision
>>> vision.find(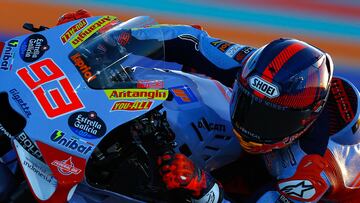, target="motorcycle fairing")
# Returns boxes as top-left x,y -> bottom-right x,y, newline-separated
1,16 -> 166,202
13,138 -> 57,201
0,15 -> 243,202
1,15 -> 167,159
131,67 -> 242,171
